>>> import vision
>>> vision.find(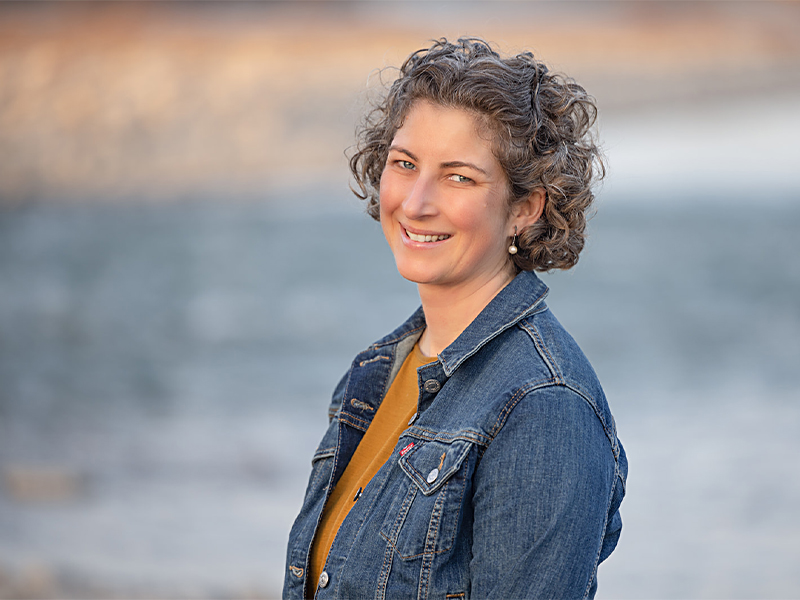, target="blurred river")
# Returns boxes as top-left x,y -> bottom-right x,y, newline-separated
1,194 -> 799,598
